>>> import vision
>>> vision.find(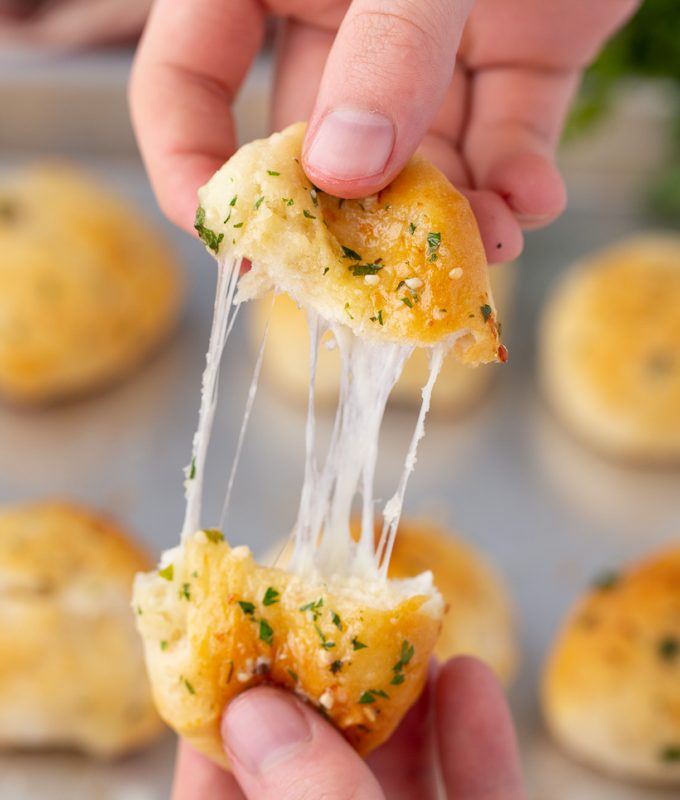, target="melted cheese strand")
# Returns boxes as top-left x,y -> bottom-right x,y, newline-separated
219,294 -> 273,530
182,257 -> 240,539
377,345 -> 445,576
